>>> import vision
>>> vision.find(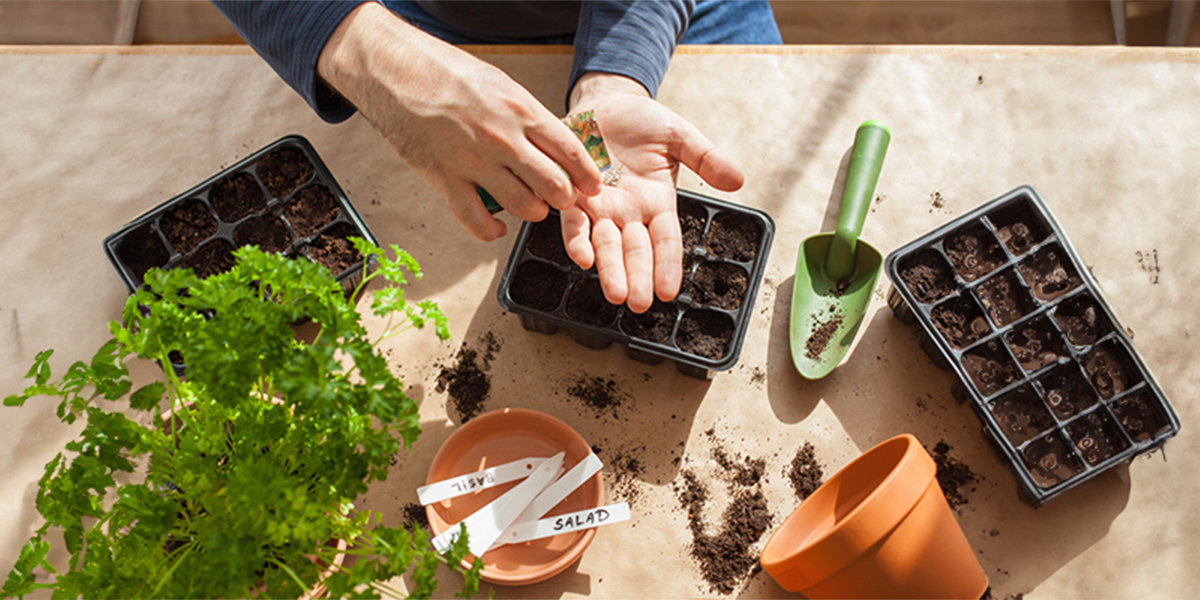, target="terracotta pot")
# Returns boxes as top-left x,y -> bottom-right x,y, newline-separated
760,434 -> 987,599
